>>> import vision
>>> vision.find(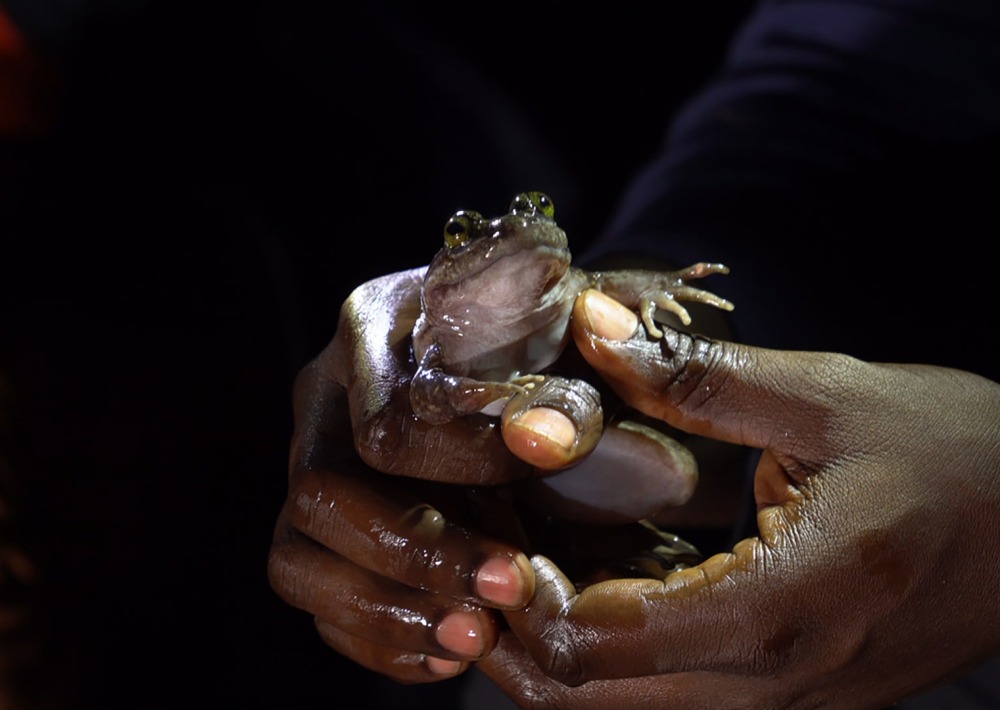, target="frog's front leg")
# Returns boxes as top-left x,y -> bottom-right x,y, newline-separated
410,341 -> 543,425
